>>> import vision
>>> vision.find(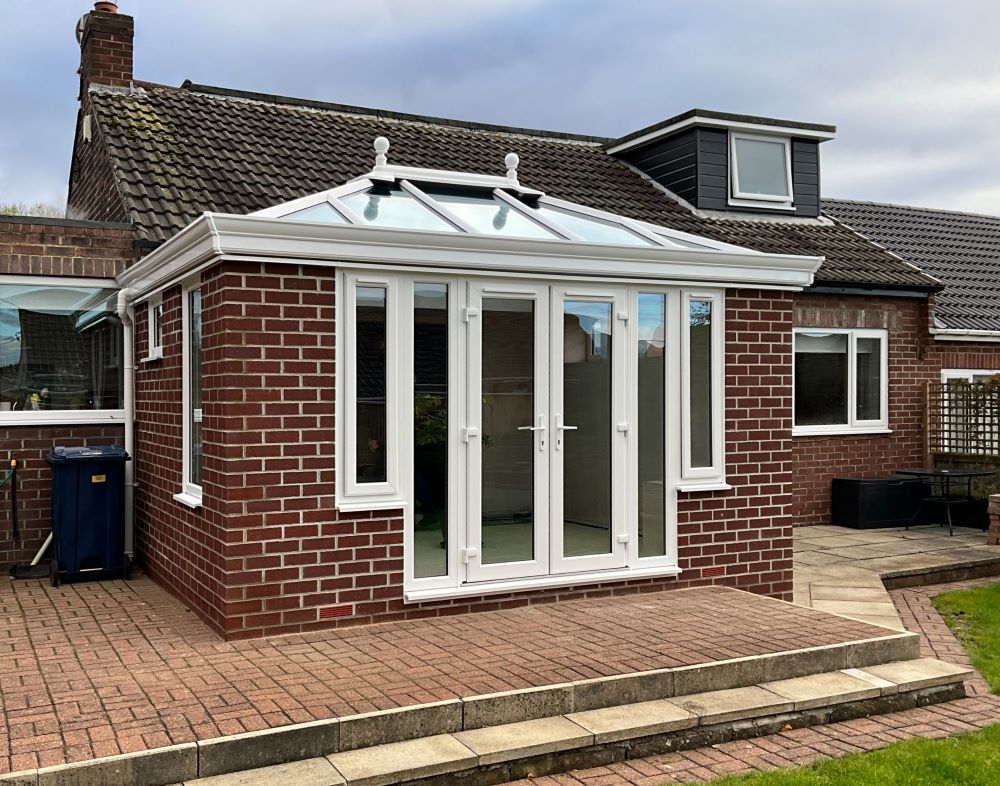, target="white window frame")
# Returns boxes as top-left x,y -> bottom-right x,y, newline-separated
729,132 -> 794,210
145,292 -> 163,361
941,369 -> 1000,383
792,327 -> 889,436
680,289 -> 726,484
336,271 -> 403,511
175,279 -> 203,508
